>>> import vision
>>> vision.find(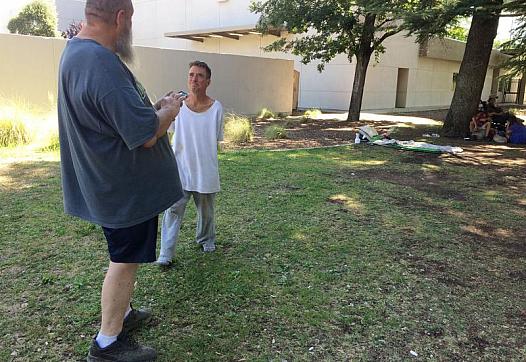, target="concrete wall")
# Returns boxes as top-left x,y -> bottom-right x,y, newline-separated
156,29 -> 497,111
0,33 -> 294,114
